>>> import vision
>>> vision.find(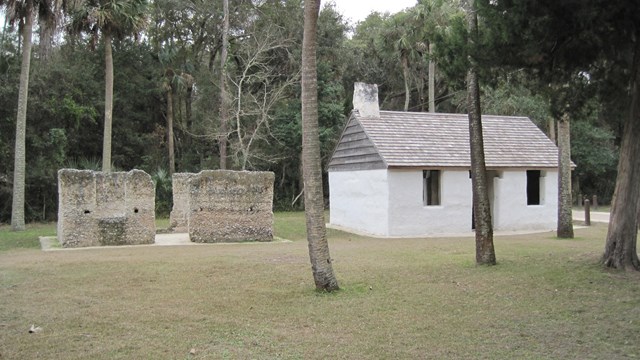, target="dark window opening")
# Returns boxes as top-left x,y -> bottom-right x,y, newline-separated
423,170 -> 441,206
527,170 -> 541,205
133,208 -> 139,213
84,210 -> 91,214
